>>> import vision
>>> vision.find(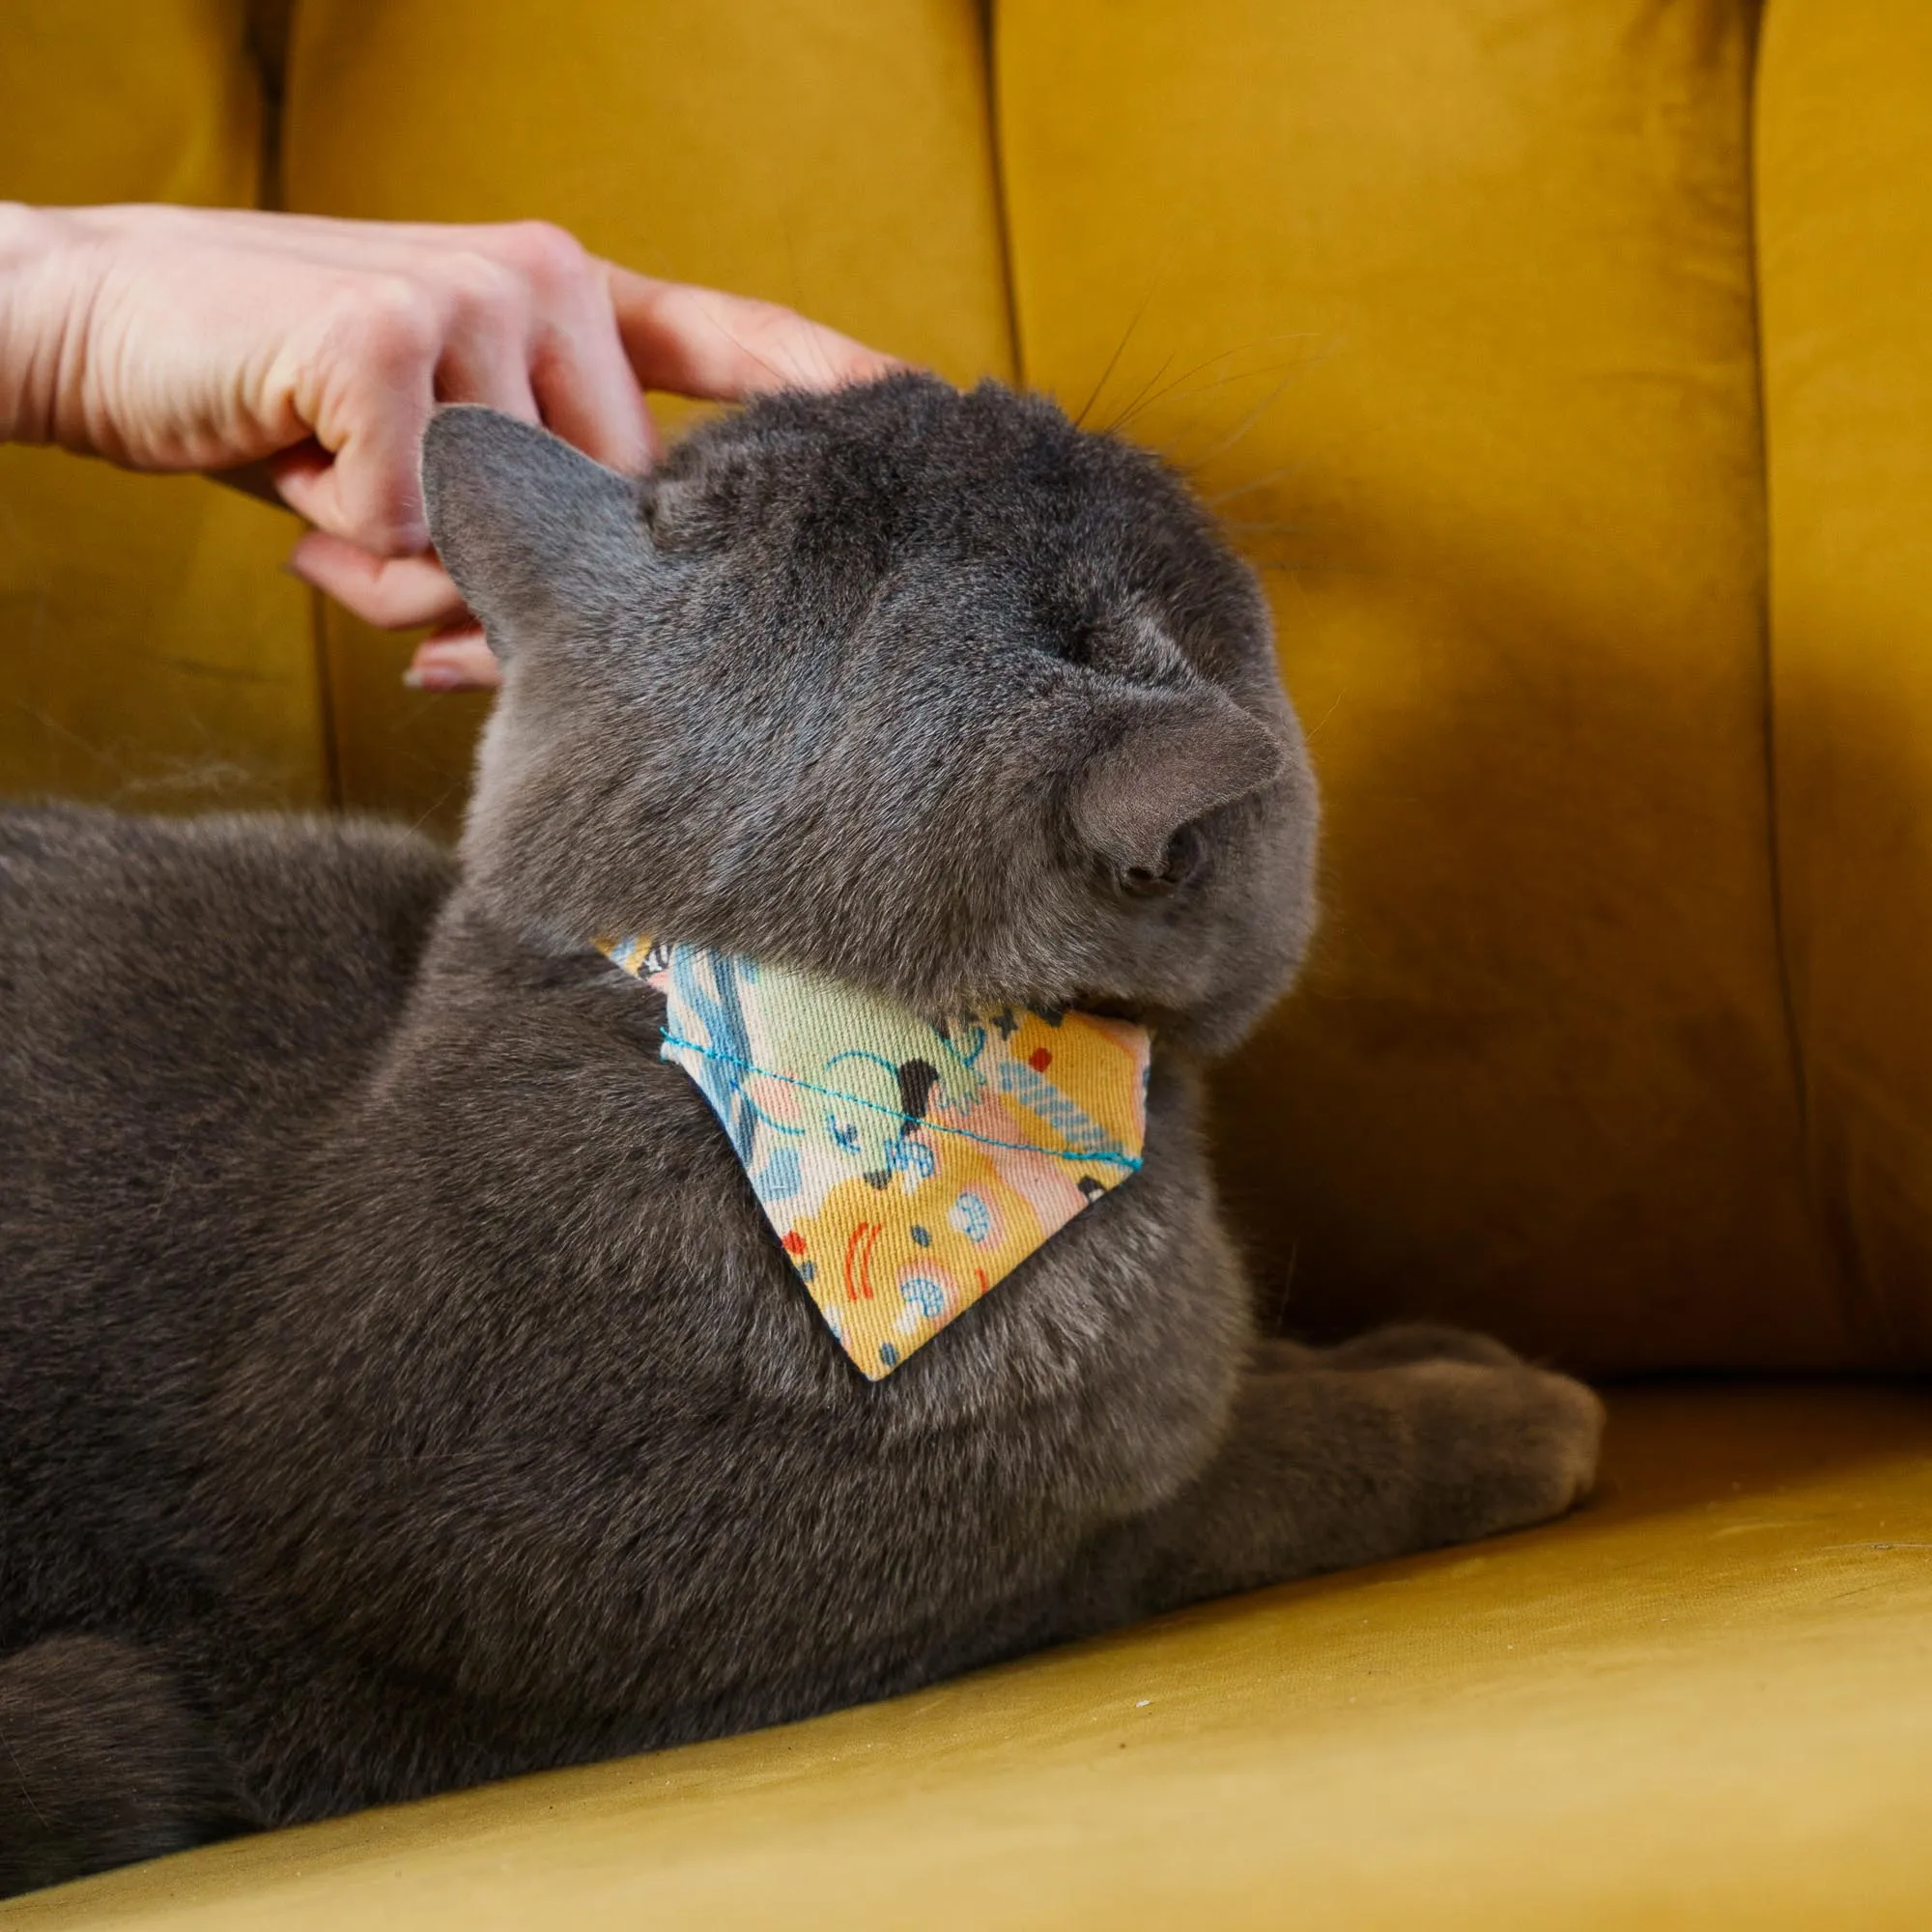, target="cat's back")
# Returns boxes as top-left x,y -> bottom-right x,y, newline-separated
1,804 -> 455,1218
1,807 -> 456,1623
